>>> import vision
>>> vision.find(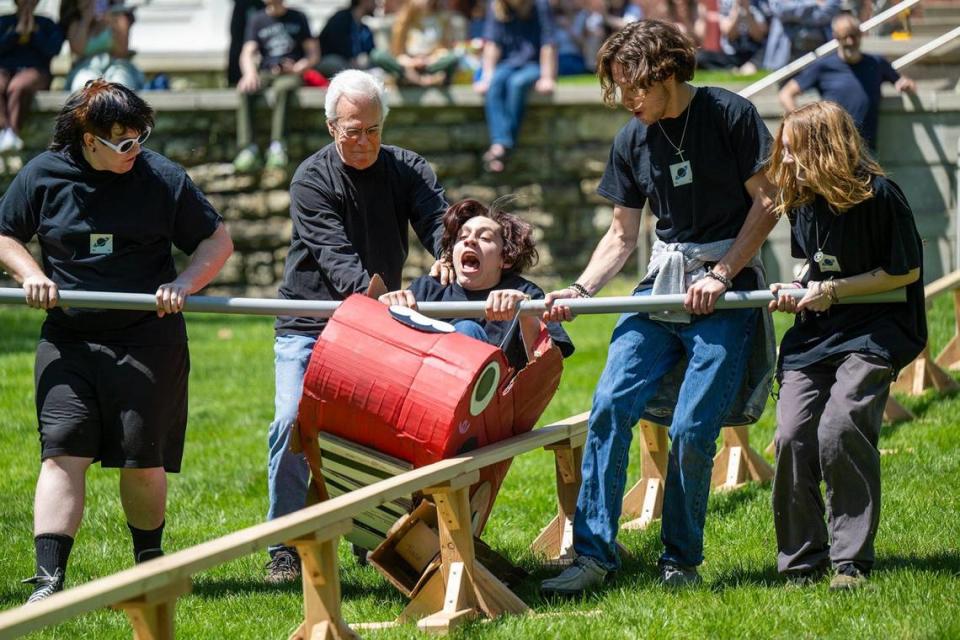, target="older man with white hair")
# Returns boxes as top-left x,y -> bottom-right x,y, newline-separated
263,69 -> 450,583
